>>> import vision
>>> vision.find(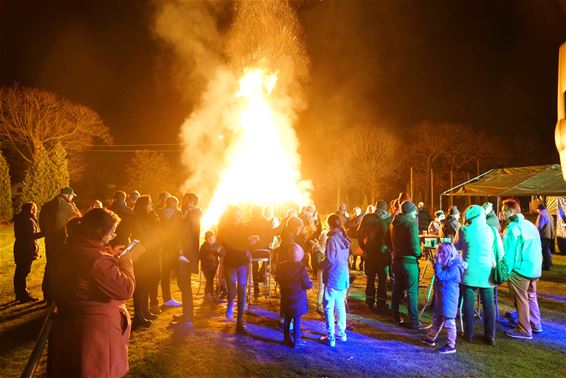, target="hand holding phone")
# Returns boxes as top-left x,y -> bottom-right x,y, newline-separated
117,240 -> 140,258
